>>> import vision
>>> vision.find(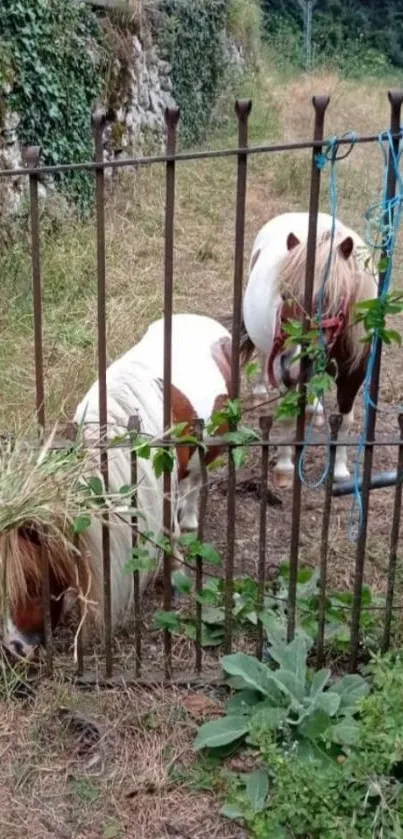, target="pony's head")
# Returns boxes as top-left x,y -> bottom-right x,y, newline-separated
269,228 -> 375,390
0,525 -> 88,659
